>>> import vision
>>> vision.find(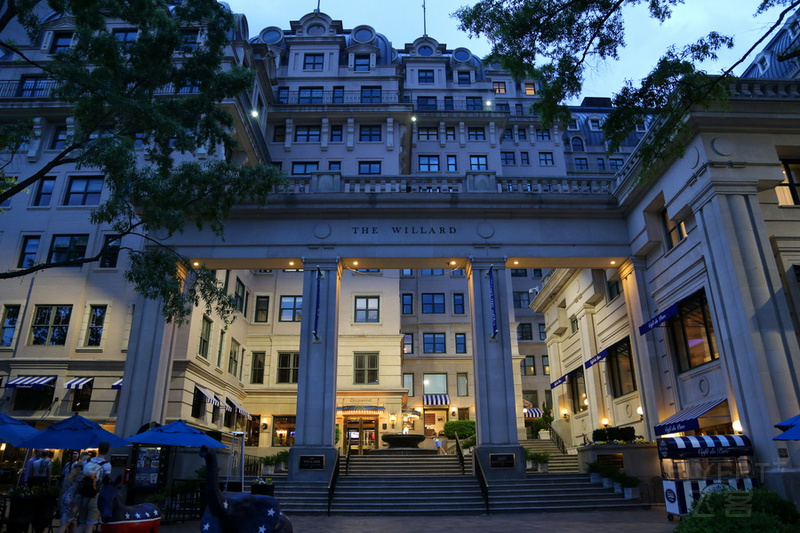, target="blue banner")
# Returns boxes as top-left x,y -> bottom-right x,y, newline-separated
584,349 -> 609,369
639,303 -> 679,335
550,375 -> 567,389
488,266 -> 498,338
